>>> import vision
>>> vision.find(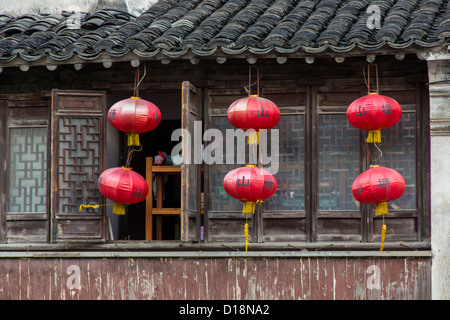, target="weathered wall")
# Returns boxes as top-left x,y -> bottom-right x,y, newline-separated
0,0 -> 157,16
0,253 -> 431,300
427,54 -> 450,300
